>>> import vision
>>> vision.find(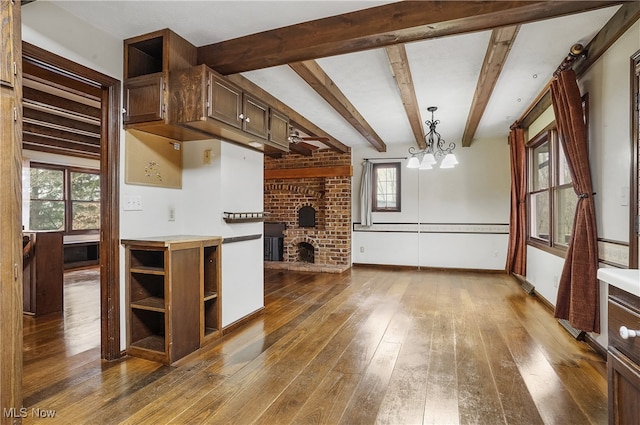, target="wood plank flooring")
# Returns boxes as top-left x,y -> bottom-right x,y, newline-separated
22,267 -> 607,424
